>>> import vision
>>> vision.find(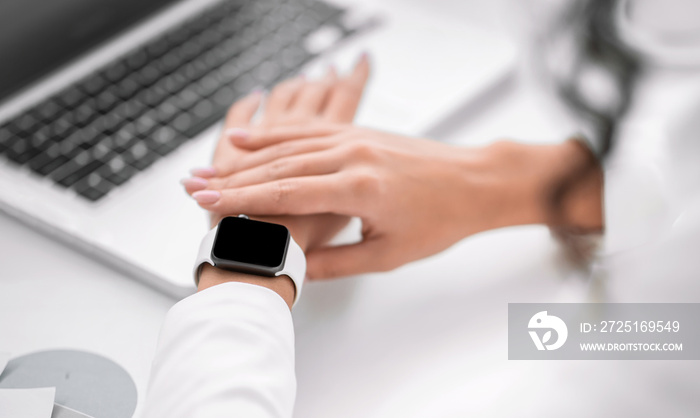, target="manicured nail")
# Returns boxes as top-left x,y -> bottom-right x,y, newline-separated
226,127 -> 250,141
190,167 -> 217,177
192,190 -> 221,204
180,177 -> 208,190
